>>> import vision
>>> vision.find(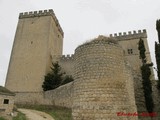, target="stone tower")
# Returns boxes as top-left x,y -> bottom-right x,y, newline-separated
5,9 -> 63,92
72,36 -> 138,120
110,30 -> 155,119
110,30 -> 153,78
